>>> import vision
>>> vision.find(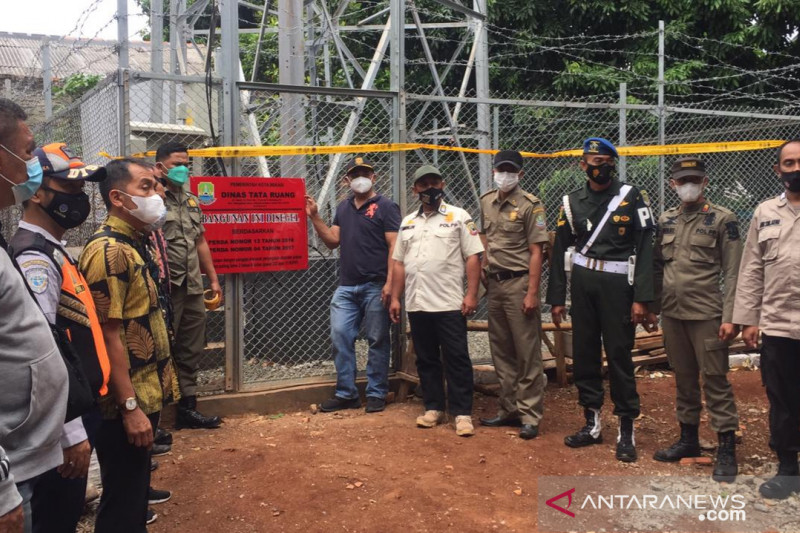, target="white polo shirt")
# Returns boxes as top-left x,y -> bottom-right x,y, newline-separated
393,202 -> 484,312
